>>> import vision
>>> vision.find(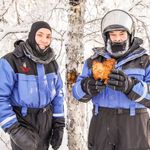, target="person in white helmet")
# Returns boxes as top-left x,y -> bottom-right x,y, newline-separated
72,9 -> 150,150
